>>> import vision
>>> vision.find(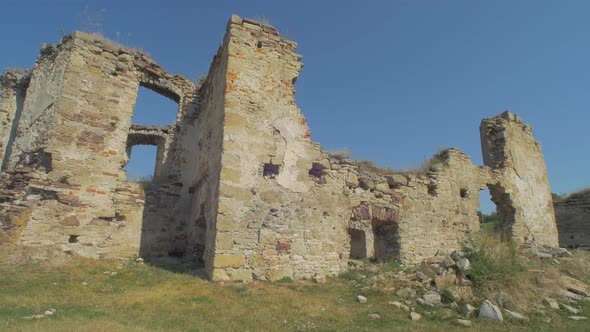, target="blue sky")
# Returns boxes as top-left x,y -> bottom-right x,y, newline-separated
2,1 -> 589,213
